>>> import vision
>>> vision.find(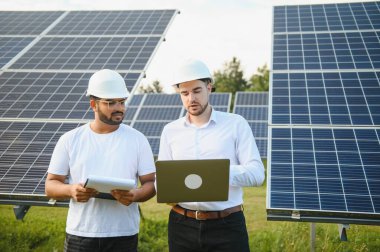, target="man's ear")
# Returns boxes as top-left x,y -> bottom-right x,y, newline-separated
90,99 -> 97,111
207,83 -> 213,93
